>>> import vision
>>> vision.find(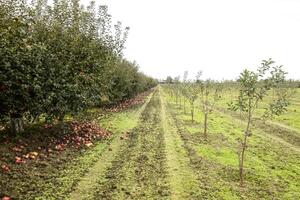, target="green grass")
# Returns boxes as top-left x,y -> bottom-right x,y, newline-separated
159,87 -> 201,199
91,89 -> 170,200
66,92 -> 154,200
216,88 -> 300,132
196,145 -> 238,167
